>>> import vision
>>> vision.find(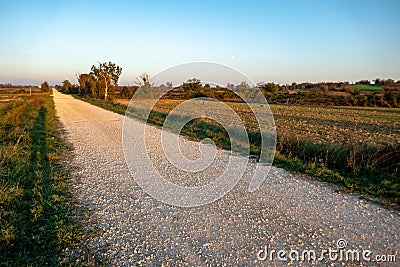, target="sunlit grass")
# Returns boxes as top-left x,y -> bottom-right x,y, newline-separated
0,92 -> 81,265
351,84 -> 382,92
